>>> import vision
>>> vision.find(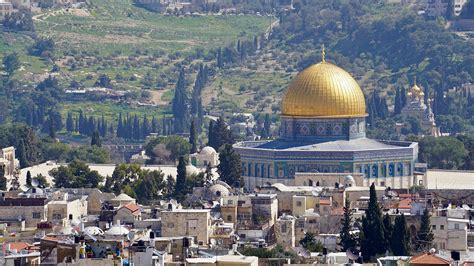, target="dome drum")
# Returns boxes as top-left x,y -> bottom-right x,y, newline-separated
280,116 -> 366,142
